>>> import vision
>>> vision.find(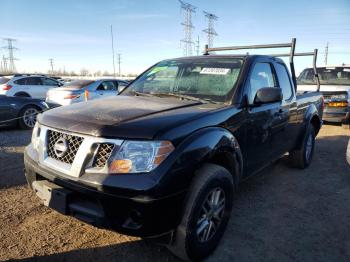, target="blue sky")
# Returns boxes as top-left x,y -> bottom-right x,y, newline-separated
1,0 -> 349,75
